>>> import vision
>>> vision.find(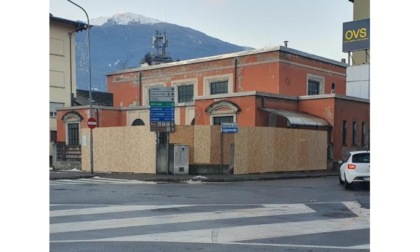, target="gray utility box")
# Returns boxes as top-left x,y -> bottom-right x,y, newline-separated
173,144 -> 189,175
